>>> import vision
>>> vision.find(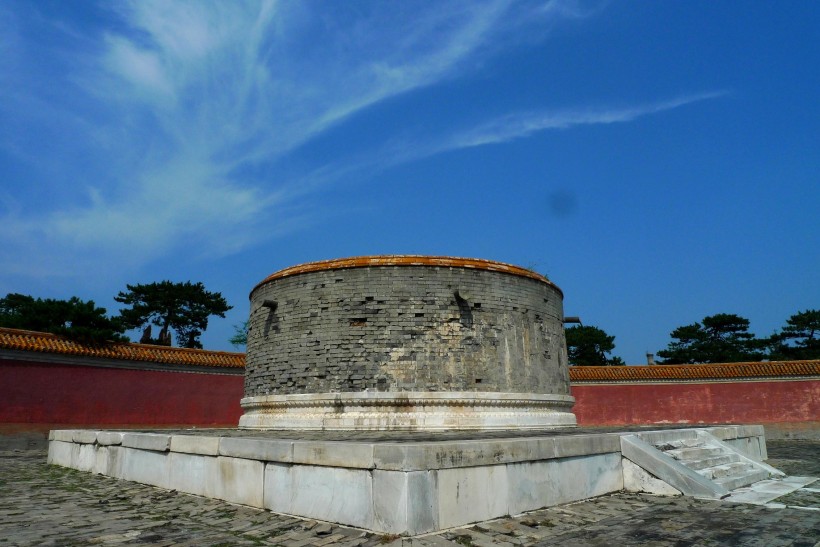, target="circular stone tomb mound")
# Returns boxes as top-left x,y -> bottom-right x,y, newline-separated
240,255 -> 576,430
